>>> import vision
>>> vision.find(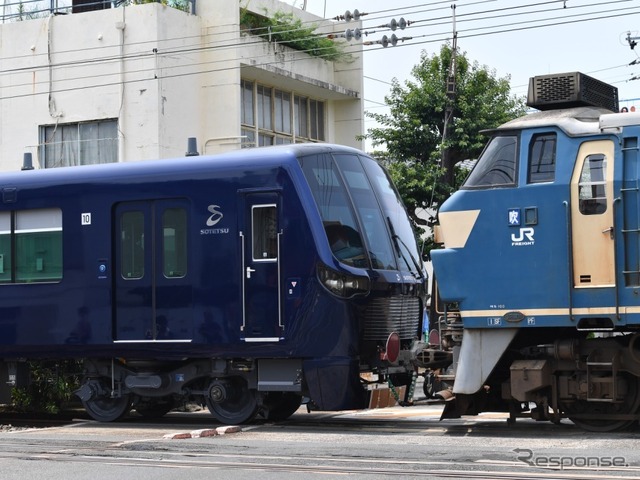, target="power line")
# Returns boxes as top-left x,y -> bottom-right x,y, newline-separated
0,2 -> 638,101
0,0 -> 630,71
